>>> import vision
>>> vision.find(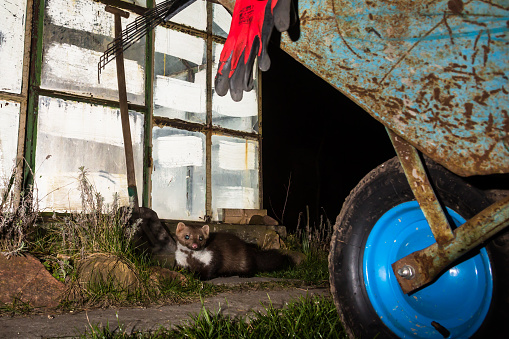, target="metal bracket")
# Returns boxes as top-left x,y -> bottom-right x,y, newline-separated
387,128 -> 509,294
387,129 -> 455,245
